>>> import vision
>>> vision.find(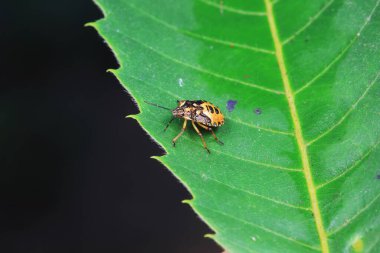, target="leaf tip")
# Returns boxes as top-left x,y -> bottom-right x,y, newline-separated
181,199 -> 193,205
106,68 -> 121,78
204,233 -> 216,239
150,155 -> 162,161
126,114 -> 138,120
84,22 -> 97,29
106,68 -> 118,75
